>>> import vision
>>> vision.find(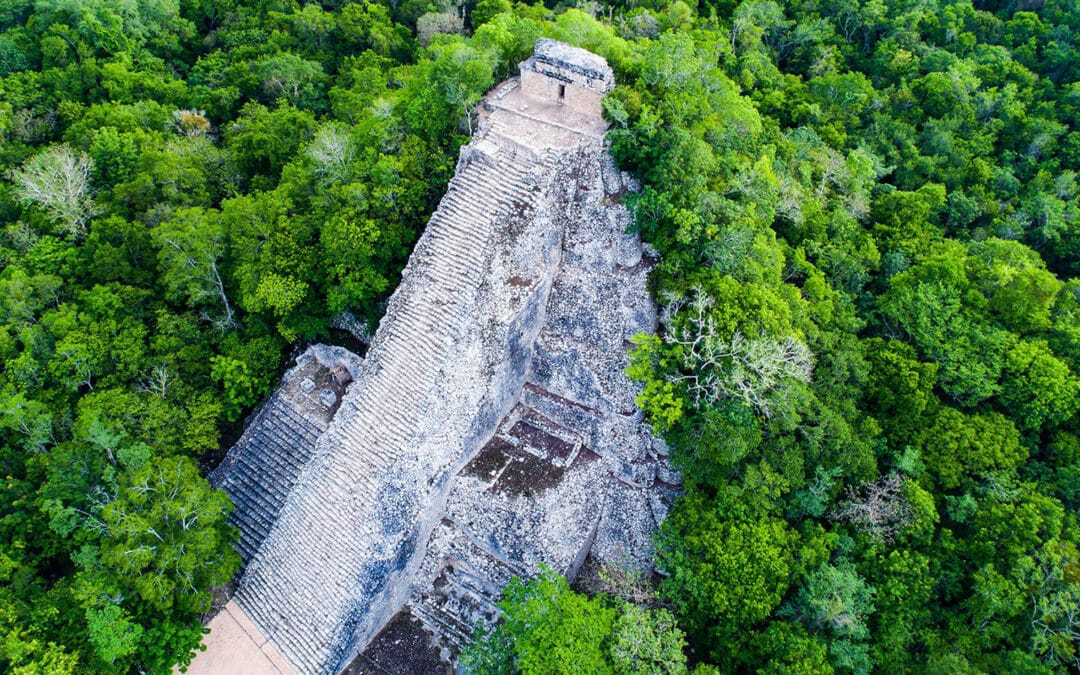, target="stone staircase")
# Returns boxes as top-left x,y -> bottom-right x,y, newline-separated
410,518 -> 526,653
232,131 -> 551,675
484,109 -> 601,151
315,137 -> 543,498
502,403 -> 583,468
212,400 -> 324,565
520,384 -> 605,453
